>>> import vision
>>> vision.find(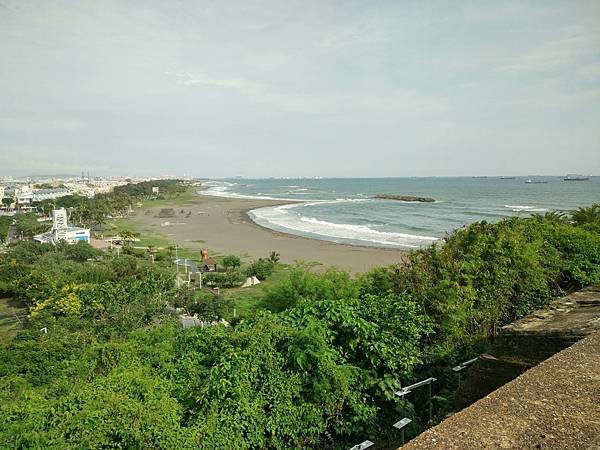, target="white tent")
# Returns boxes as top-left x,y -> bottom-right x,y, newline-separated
241,276 -> 261,288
